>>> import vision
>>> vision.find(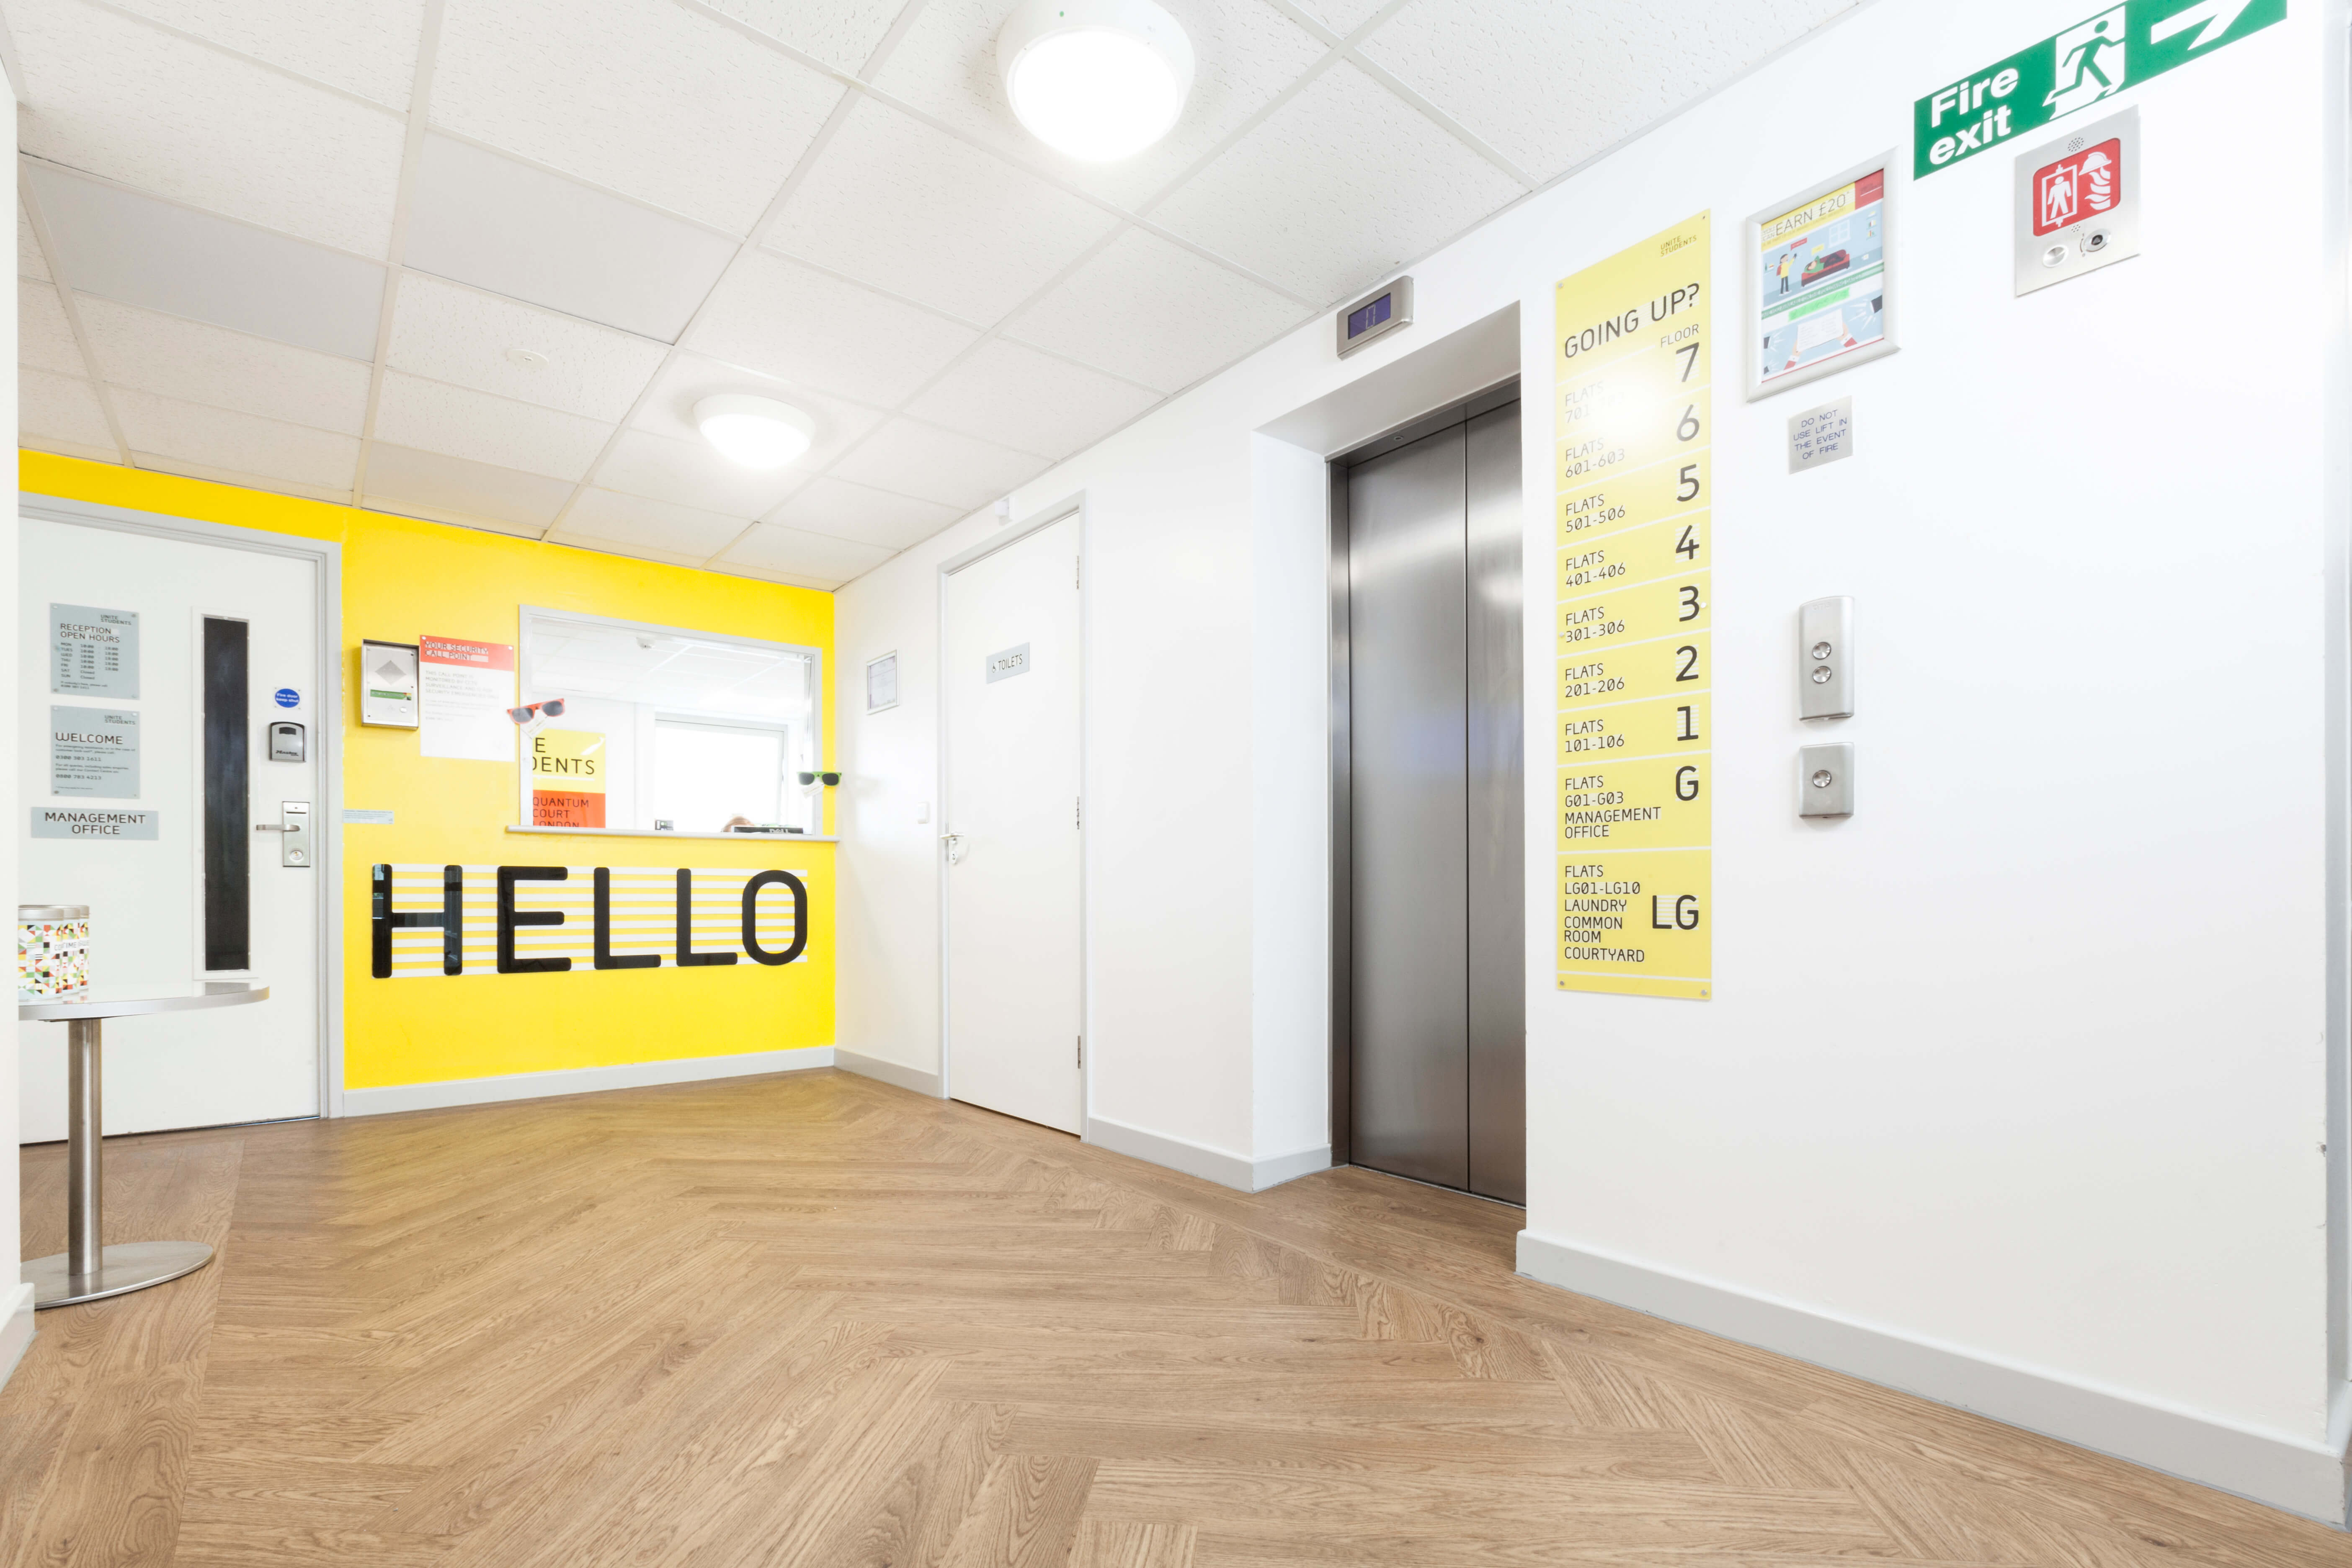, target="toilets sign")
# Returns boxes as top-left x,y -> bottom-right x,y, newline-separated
1913,0 -> 2282,177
